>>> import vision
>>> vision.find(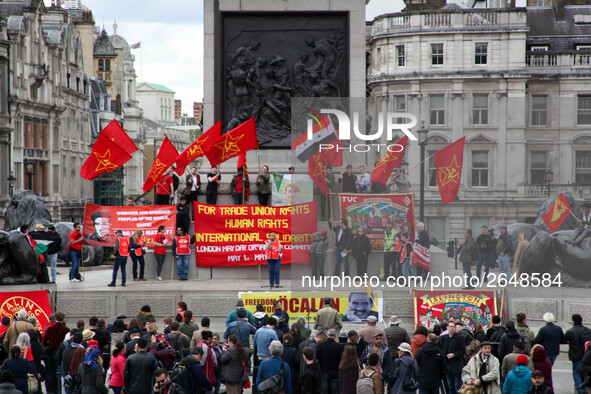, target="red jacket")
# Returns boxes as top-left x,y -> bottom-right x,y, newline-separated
42,322 -> 70,351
